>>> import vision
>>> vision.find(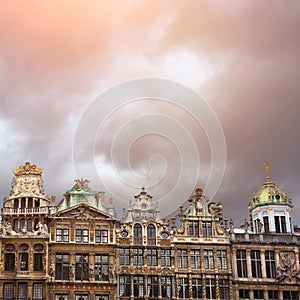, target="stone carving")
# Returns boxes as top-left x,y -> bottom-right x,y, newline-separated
276,252 -> 300,283
70,207 -> 90,220
2,221 -> 17,236
69,264 -> 75,279
34,221 -> 48,235
209,202 -> 223,219
110,264 -> 116,282
49,260 -> 55,277
89,263 -> 95,278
